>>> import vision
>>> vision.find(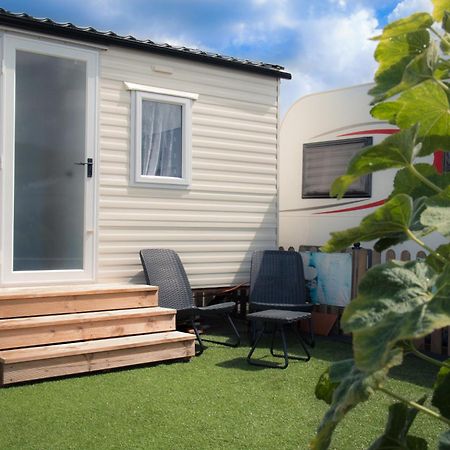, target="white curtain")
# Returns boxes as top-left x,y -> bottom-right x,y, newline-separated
141,100 -> 182,177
